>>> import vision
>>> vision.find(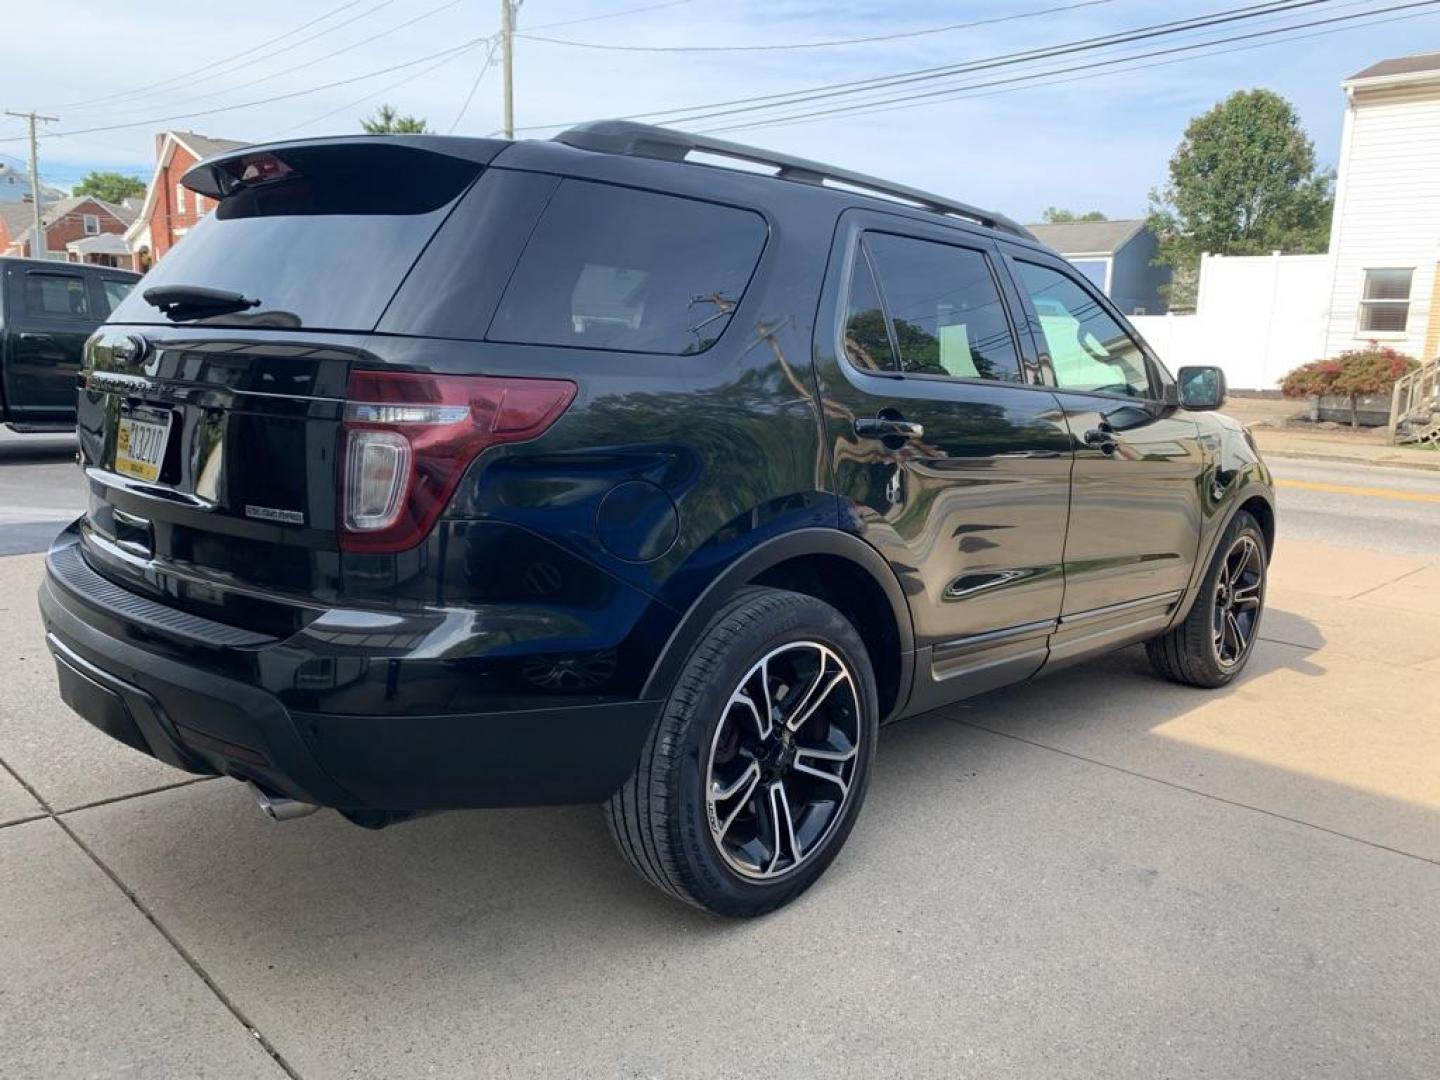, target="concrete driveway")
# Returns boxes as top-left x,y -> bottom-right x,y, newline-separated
3,469 -> 1439,1078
